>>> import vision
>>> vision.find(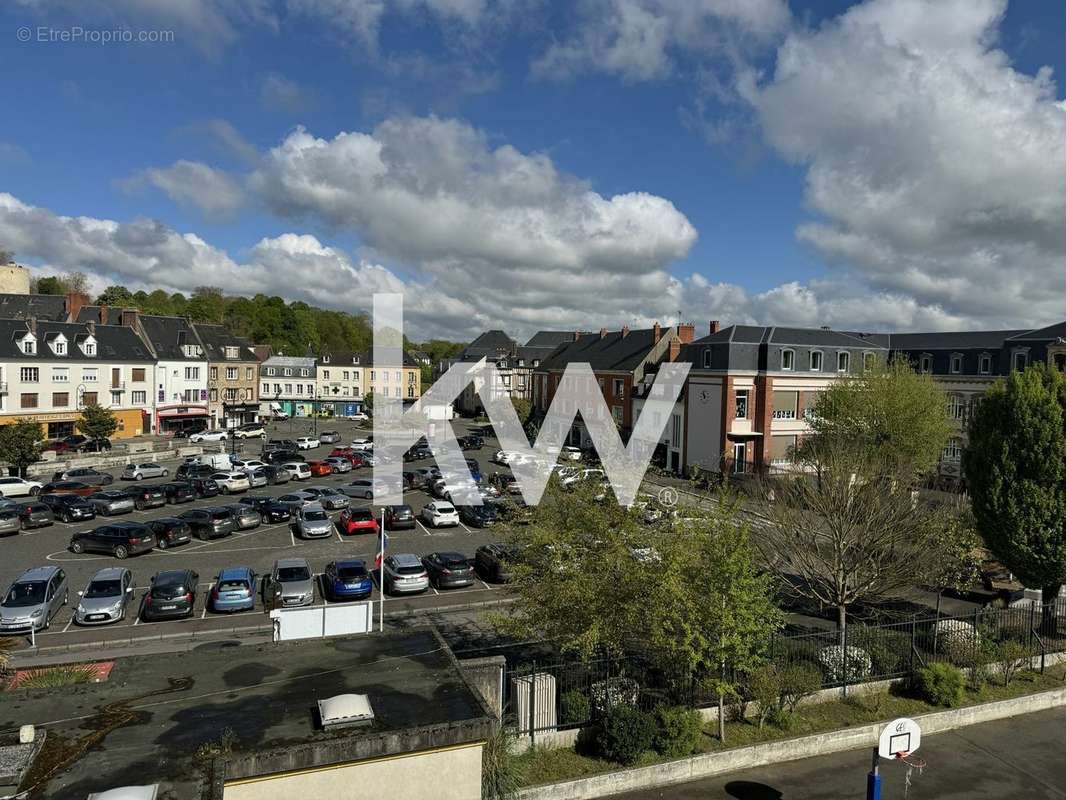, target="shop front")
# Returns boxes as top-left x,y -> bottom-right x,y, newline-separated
0,408 -> 145,440
222,403 -> 261,428
156,404 -> 210,436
